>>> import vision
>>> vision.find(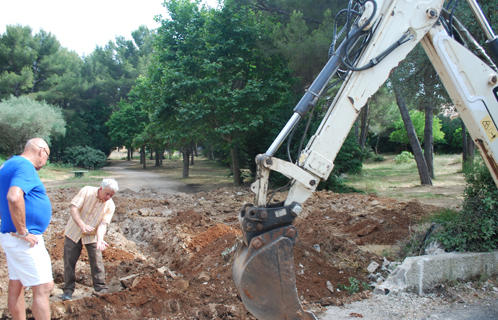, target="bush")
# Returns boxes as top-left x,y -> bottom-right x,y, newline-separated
333,132 -> 369,175
434,158 -> 498,252
394,151 -> 414,164
62,146 -> 107,169
317,174 -> 363,194
373,155 -> 385,162
316,130 -> 369,193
